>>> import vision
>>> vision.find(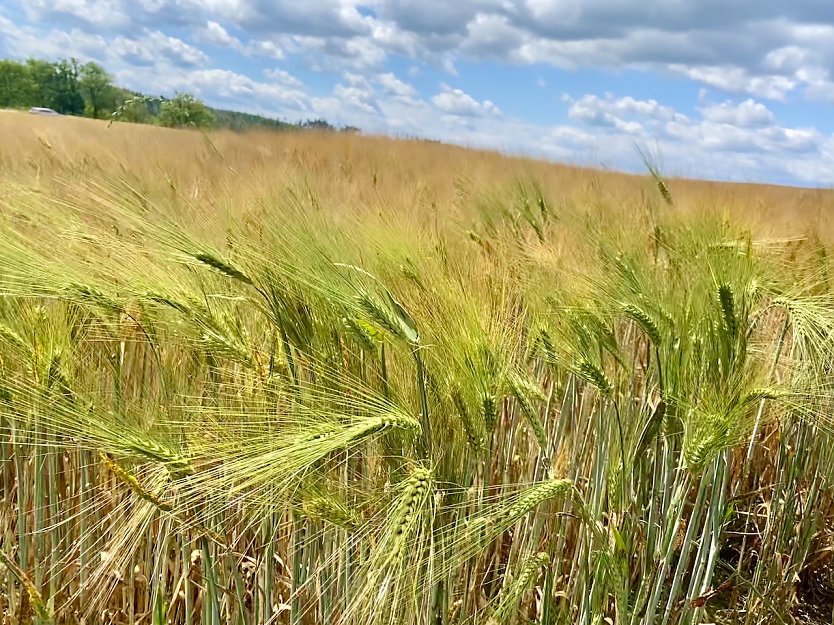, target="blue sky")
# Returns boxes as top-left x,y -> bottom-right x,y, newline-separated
1,0 -> 833,187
